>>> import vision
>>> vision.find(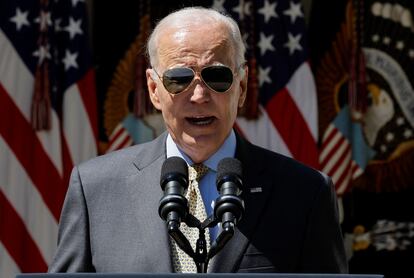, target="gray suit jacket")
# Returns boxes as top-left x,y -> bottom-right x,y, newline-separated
48,132 -> 348,273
